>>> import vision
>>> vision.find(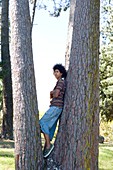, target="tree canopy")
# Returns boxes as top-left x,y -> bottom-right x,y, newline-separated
30,0 -> 70,17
